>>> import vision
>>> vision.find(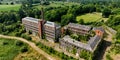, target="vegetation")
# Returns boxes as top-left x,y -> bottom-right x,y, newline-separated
70,33 -> 91,43
80,50 -> 93,60
1,0 -> 120,60
36,42 -> 77,60
0,4 -> 21,11
106,54 -> 113,60
0,38 -> 28,60
76,12 -> 107,23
